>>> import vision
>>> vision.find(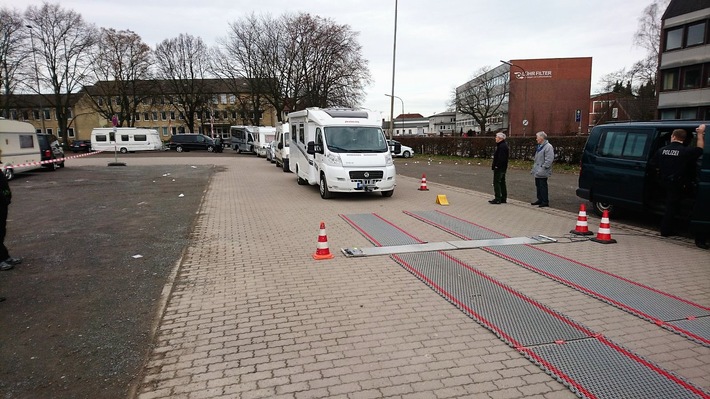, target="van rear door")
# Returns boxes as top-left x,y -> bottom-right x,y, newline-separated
690,144 -> 710,233
589,127 -> 654,208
